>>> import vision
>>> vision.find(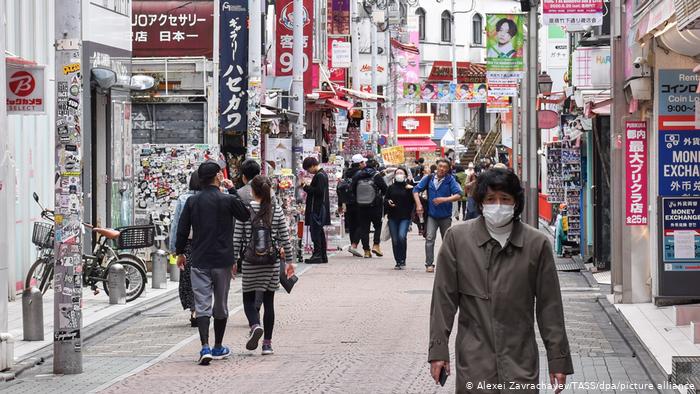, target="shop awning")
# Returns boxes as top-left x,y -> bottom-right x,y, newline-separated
399,138 -> 438,152
341,87 -> 386,103
327,98 -> 353,110
427,61 -> 486,83
584,98 -> 612,117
